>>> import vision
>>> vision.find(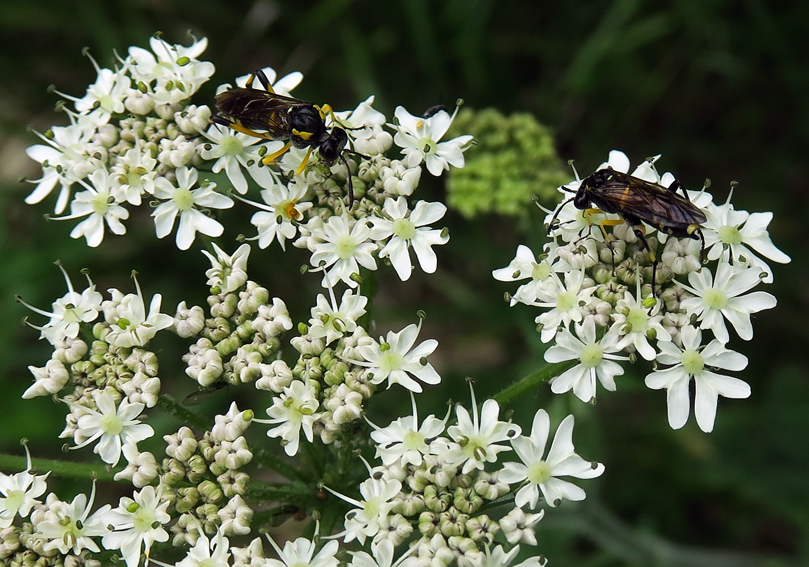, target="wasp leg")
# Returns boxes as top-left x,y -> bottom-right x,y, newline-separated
666,178 -> 693,202
626,223 -> 663,299
246,69 -> 276,93
261,141 -> 293,165
341,154 -> 355,207
295,146 -> 315,175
